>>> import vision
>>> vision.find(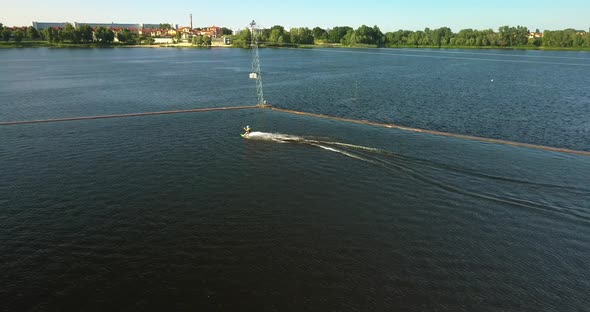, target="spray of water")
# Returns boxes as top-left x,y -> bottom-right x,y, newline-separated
243,131 -> 590,222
